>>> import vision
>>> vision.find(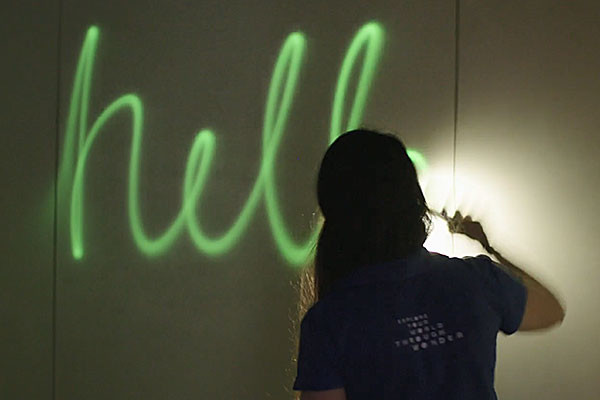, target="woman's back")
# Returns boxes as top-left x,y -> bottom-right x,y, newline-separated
294,248 -> 527,399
